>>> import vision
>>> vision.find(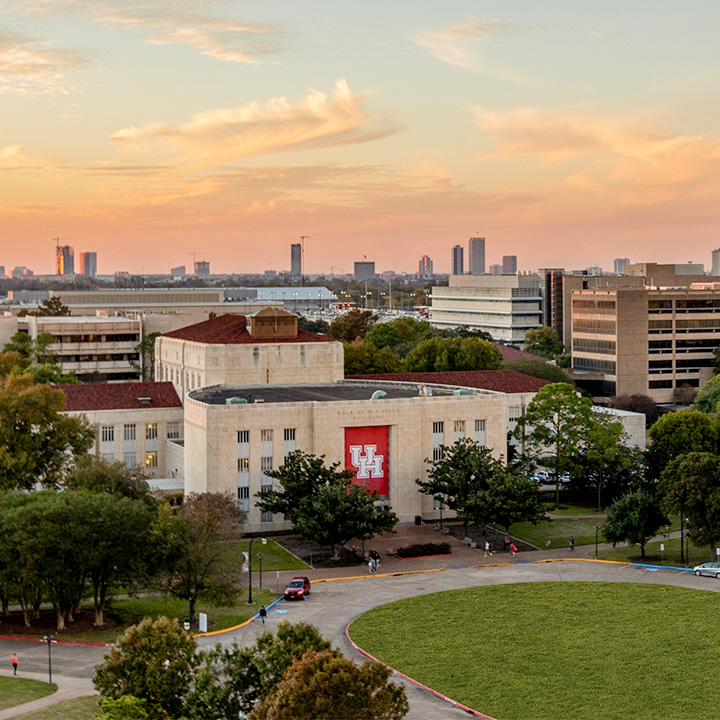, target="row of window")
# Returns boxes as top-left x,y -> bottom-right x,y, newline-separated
649,378 -> 700,389
572,320 -> 616,334
102,450 -> 158,468
572,300 -> 616,311
59,333 -> 140,343
573,338 -> 617,355
574,358 -> 617,373
101,422 -> 180,442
